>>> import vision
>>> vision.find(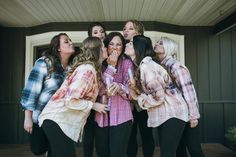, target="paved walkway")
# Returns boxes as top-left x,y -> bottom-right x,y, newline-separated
0,143 -> 235,157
